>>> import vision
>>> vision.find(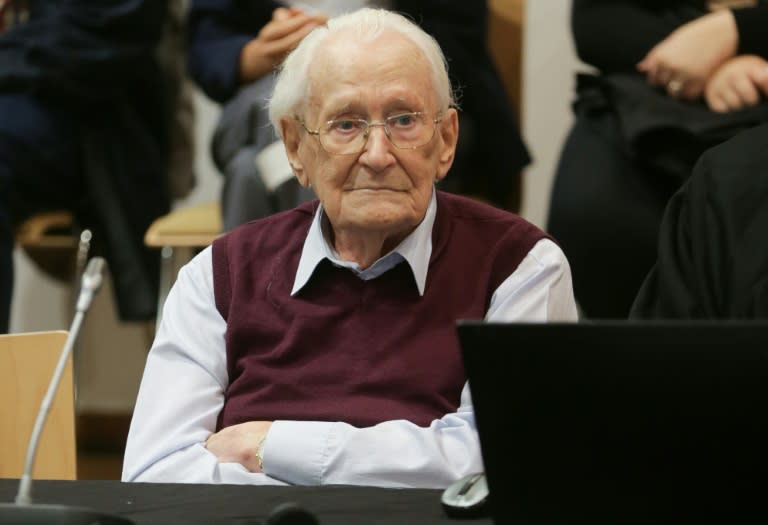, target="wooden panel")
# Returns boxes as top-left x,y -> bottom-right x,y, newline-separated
488,0 -> 525,122
0,331 -> 77,480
